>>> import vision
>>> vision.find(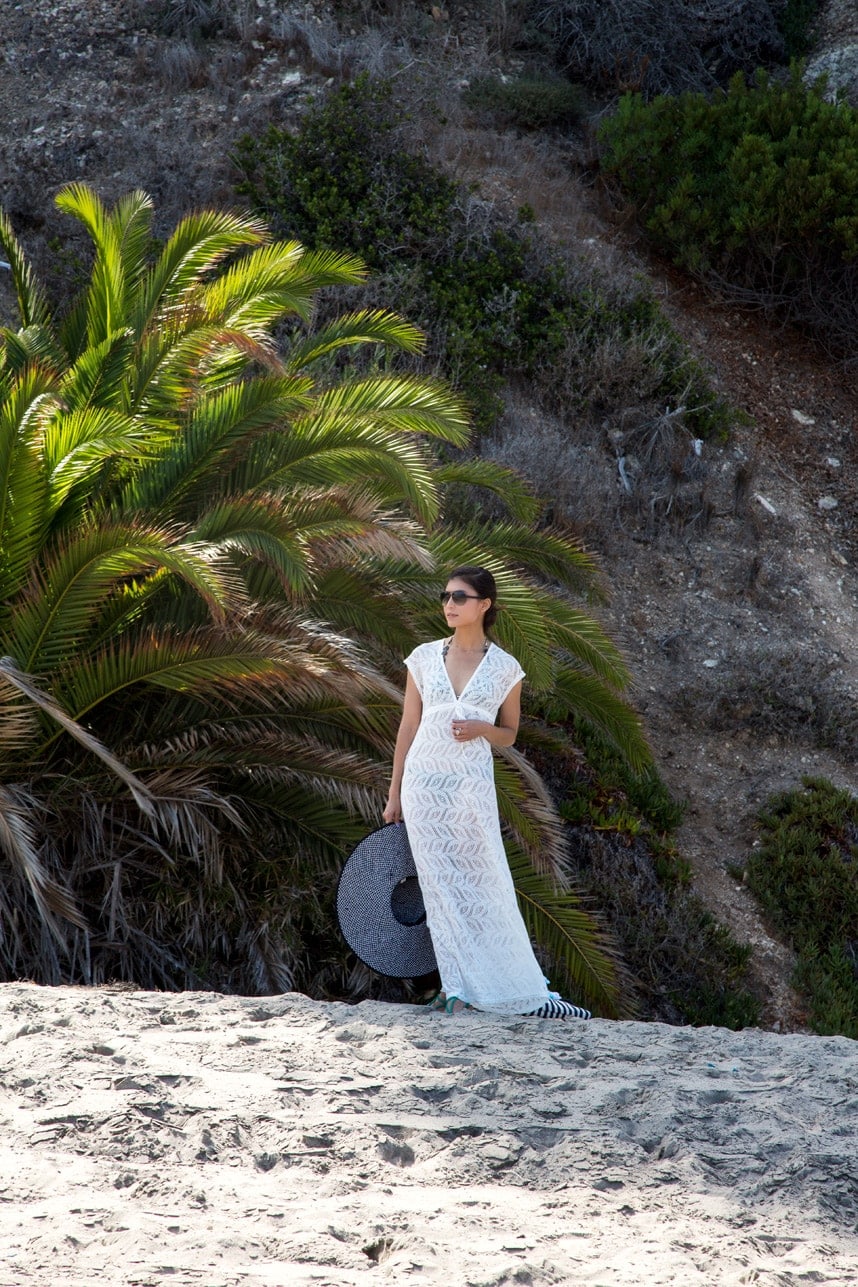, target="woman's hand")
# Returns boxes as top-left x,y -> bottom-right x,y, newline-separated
451,719 -> 487,743
383,792 -> 403,824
